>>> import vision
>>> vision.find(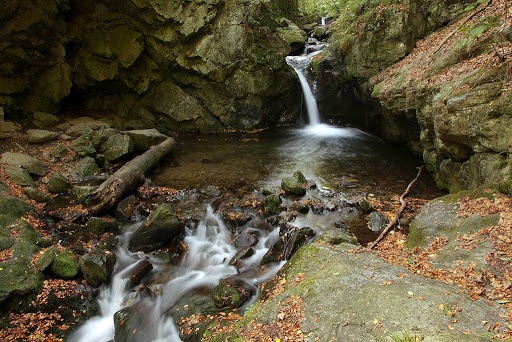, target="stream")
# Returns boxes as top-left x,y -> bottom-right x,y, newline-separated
69,51 -> 442,341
